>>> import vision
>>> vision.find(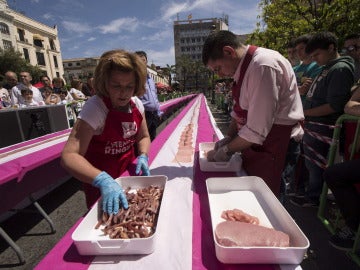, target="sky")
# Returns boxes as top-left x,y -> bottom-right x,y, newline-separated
8,0 -> 261,67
